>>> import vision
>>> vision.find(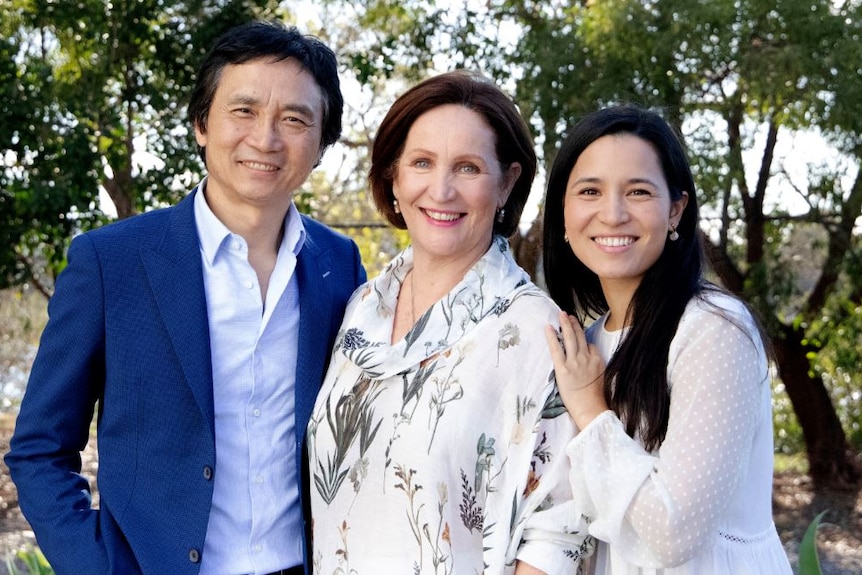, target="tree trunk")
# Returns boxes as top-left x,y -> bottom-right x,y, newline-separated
509,216 -> 544,284
773,322 -> 861,490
